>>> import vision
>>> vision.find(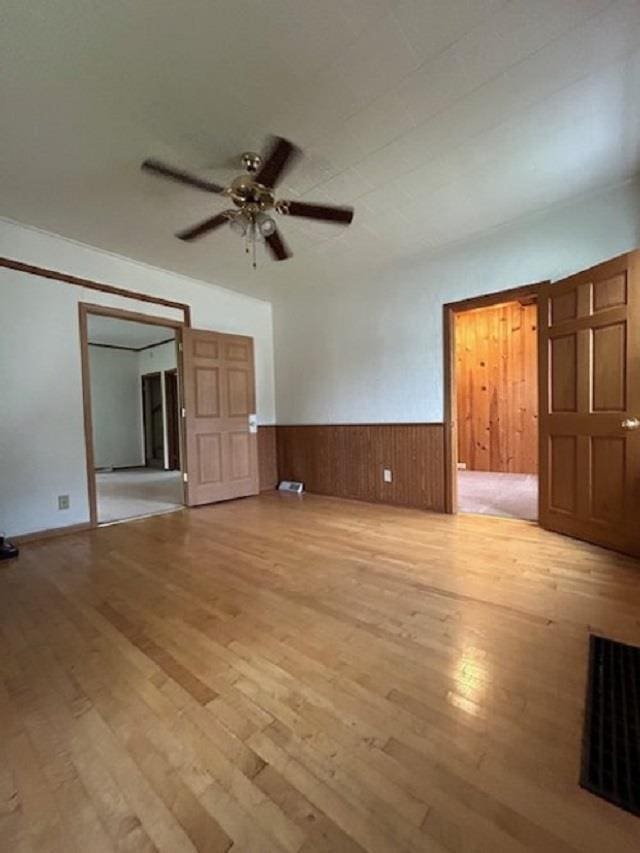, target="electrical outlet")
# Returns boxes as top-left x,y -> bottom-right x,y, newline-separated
383,468 -> 393,483
58,495 -> 70,510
